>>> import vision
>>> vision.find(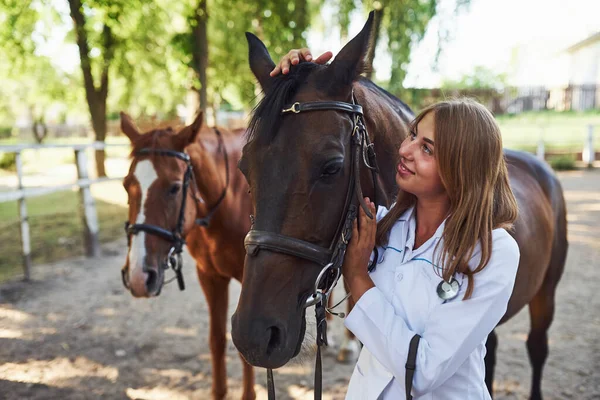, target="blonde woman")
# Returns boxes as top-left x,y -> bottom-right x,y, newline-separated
272,52 -> 521,400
